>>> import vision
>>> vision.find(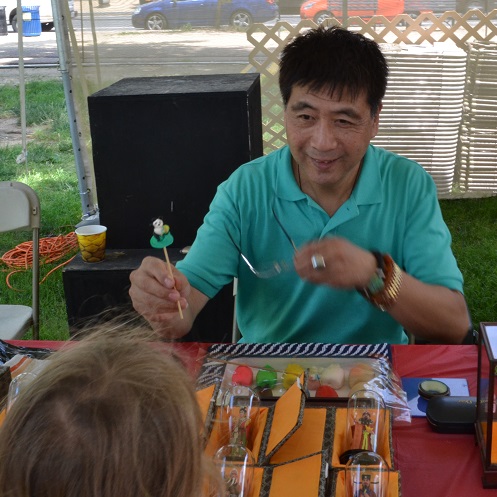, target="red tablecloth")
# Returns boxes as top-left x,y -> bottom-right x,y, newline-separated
7,340 -> 212,381
8,342 -> 489,496
392,345 -> 488,496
